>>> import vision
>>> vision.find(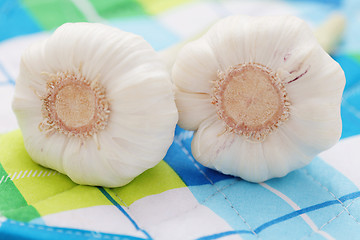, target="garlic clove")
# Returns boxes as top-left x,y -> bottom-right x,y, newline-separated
22,125 -> 69,172
12,22 -> 178,187
260,129 -> 314,180
287,102 -> 342,150
191,115 -> 228,166
172,39 -> 219,94
61,133 -> 139,187
192,115 -> 271,182
191,115 -> 319,182
202,16 -> 316,72
173,15 -> 345,182
175,91 -> 216,131
108,77 -> 176,115
285,47 -> 345,104
261,131 -> 299,180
